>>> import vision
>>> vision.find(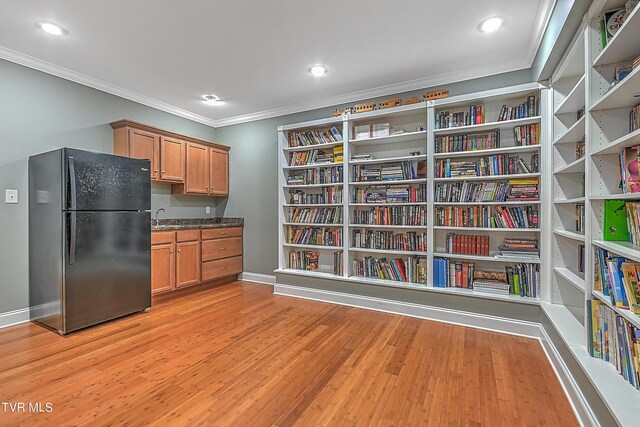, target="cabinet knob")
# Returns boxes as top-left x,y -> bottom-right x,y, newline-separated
219,247 -> 227,251
162,170 -> 166,173
155,169 -> 159,172
178,249 -> 181,253
220,266 -> 227,270
220,231 -> 227,235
